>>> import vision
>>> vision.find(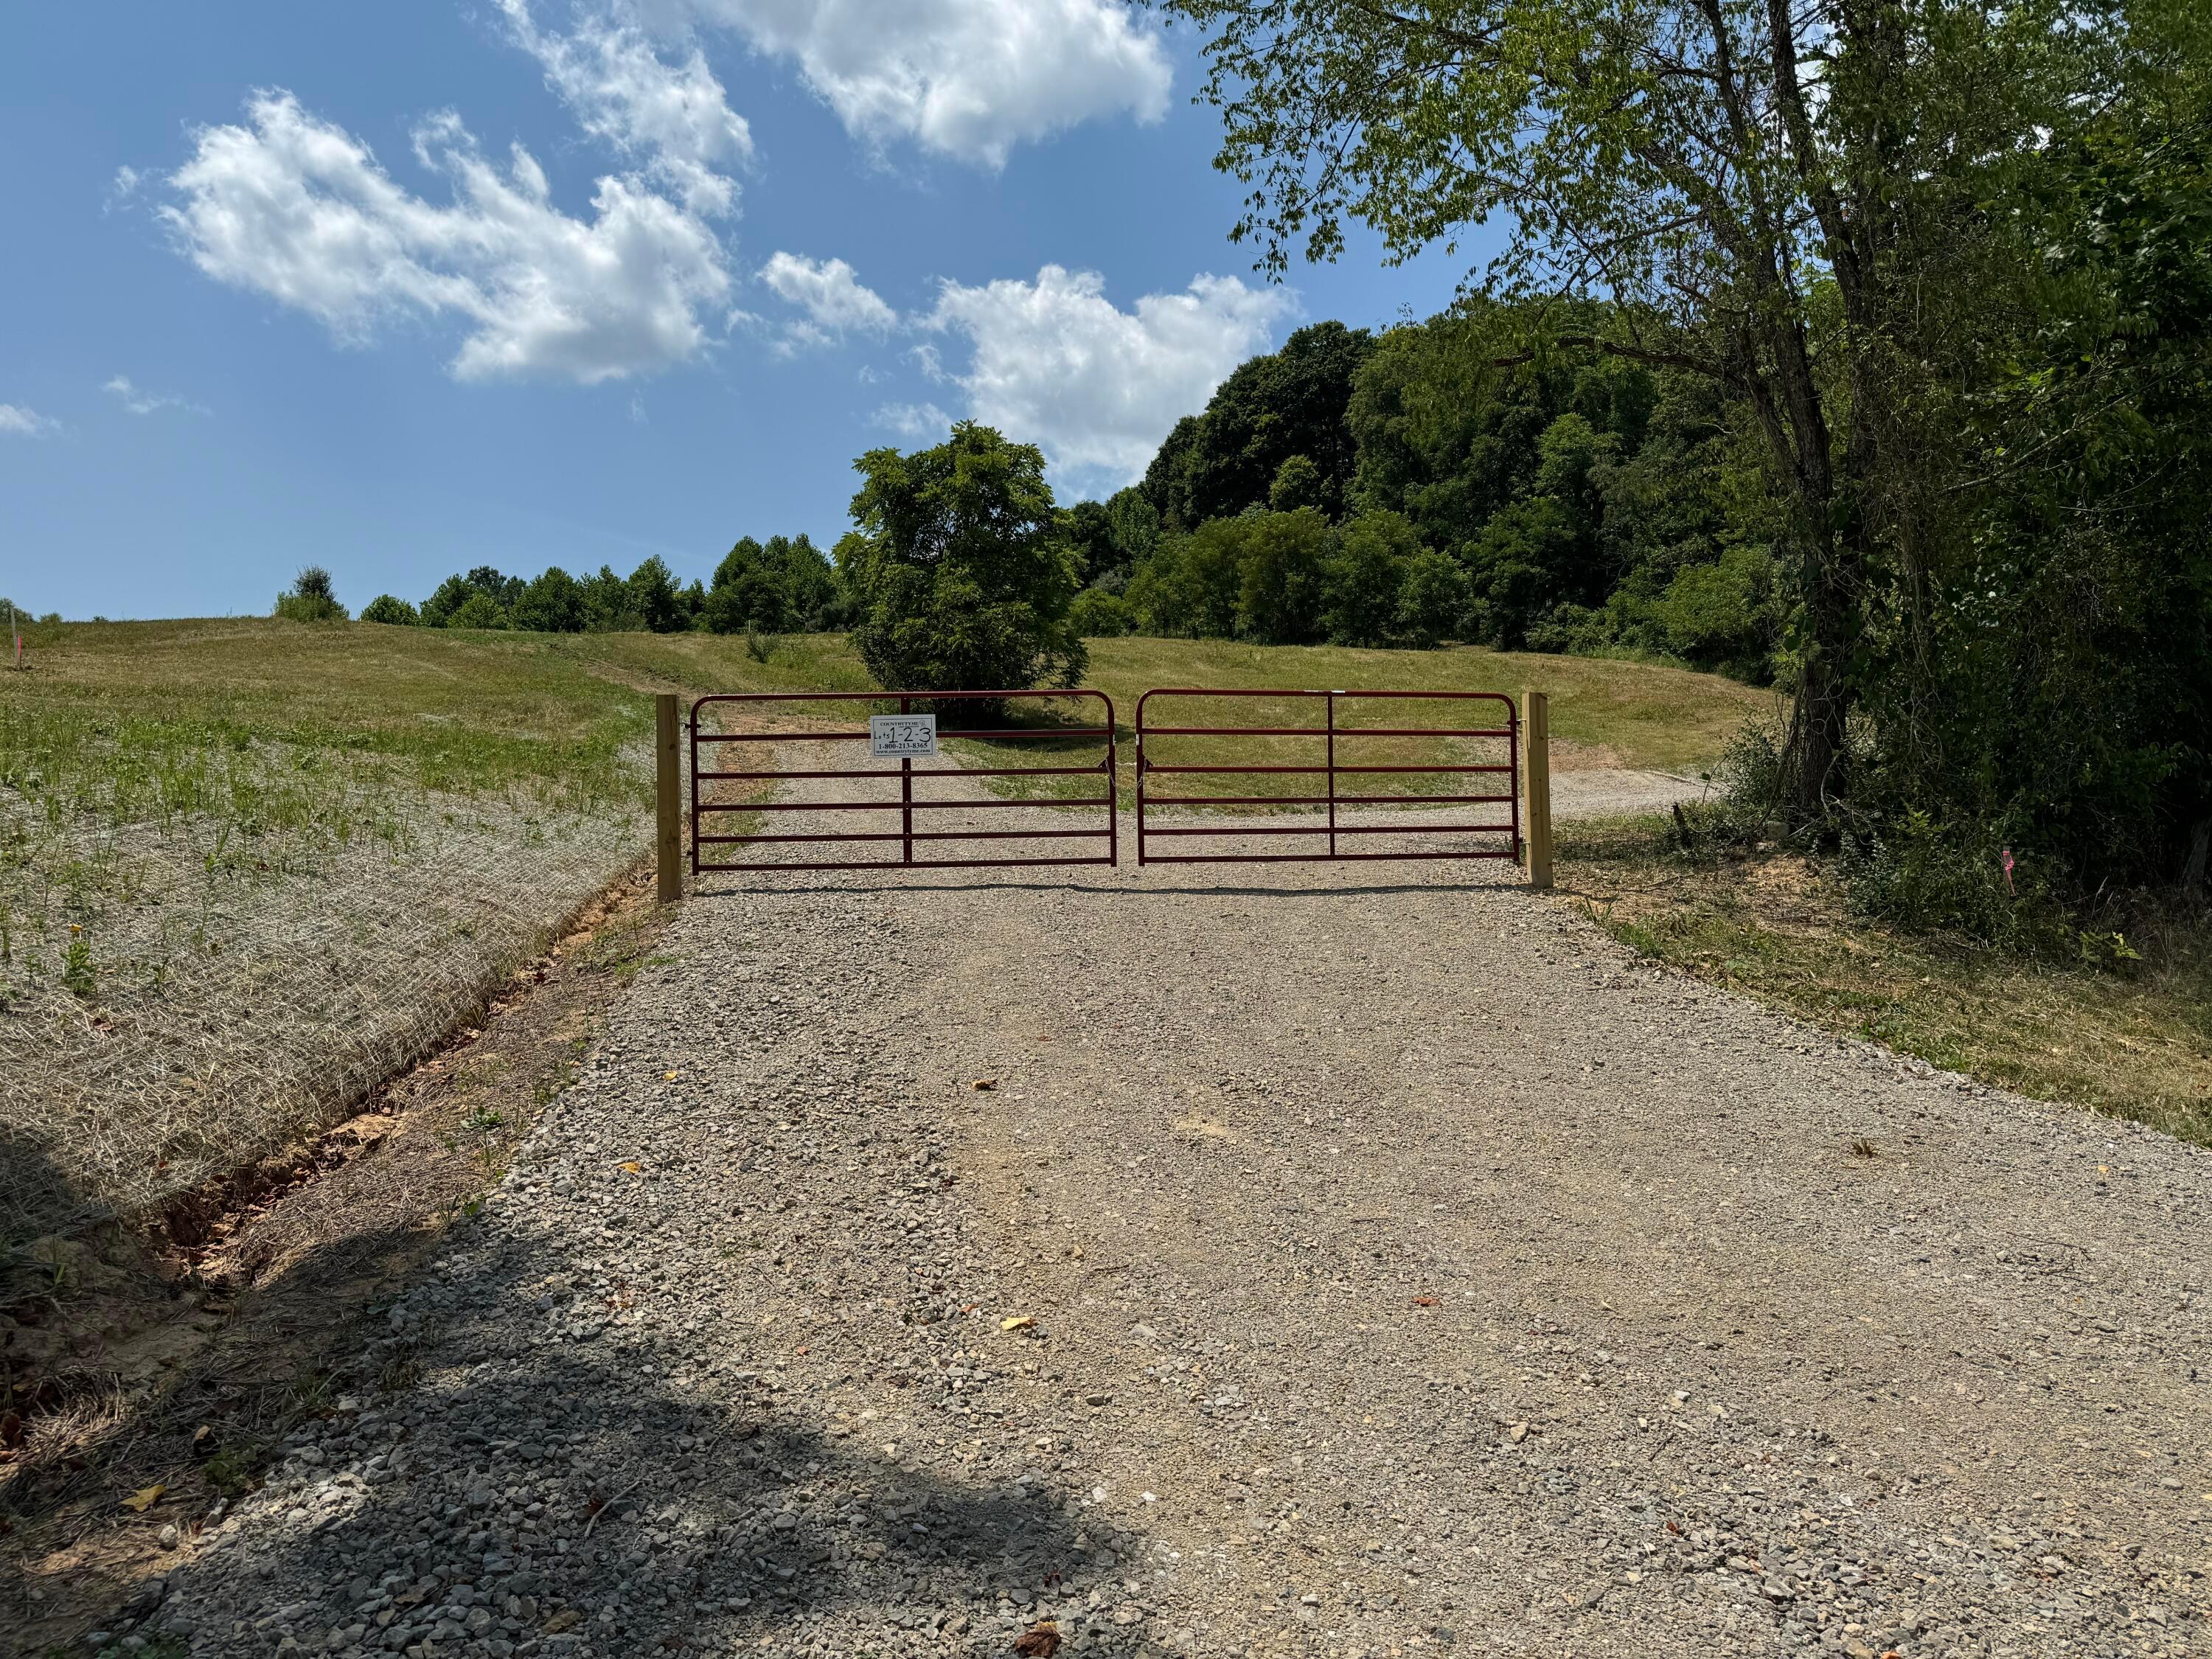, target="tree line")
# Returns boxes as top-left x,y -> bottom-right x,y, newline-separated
1061,312 -> 1782,683
352,536 -> 846,637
